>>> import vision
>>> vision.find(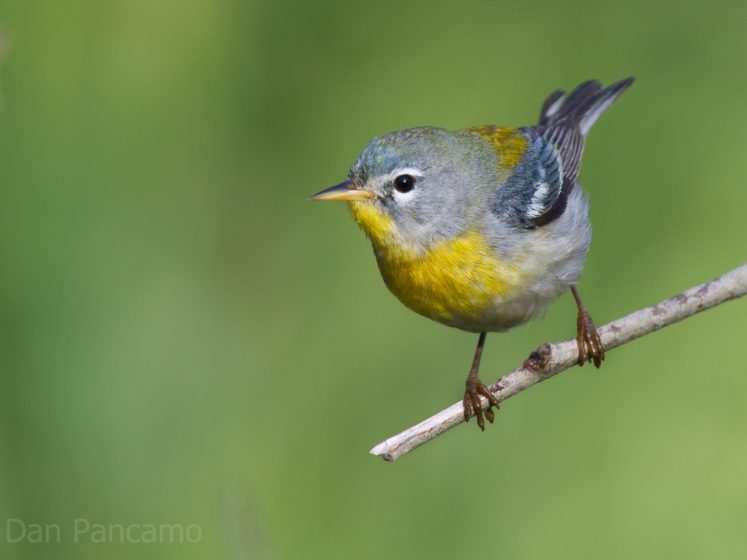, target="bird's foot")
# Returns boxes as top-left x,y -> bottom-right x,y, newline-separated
463,378 -> 500,431
576,310 -> 605,368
